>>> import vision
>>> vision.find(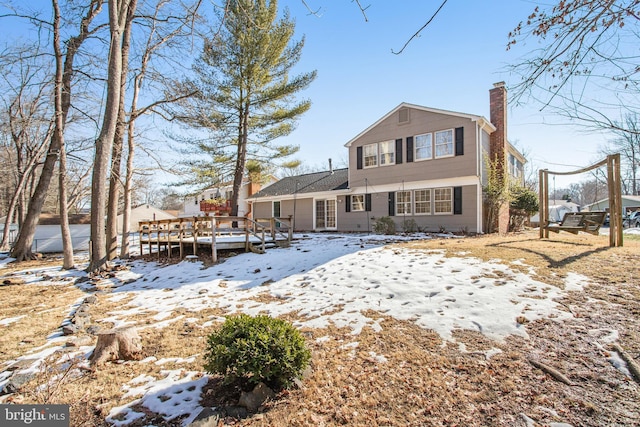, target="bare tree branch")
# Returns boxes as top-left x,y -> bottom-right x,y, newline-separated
392,0 -> 449,55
